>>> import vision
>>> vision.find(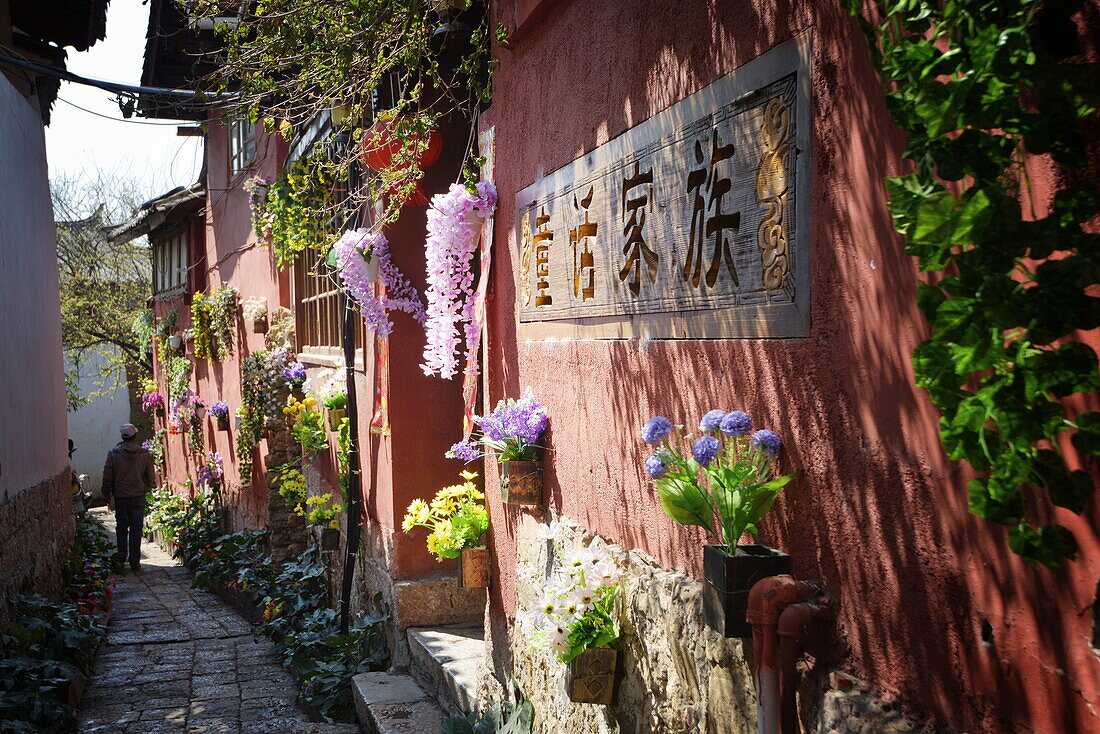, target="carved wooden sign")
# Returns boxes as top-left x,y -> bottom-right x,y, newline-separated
514,35 -> 811,339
